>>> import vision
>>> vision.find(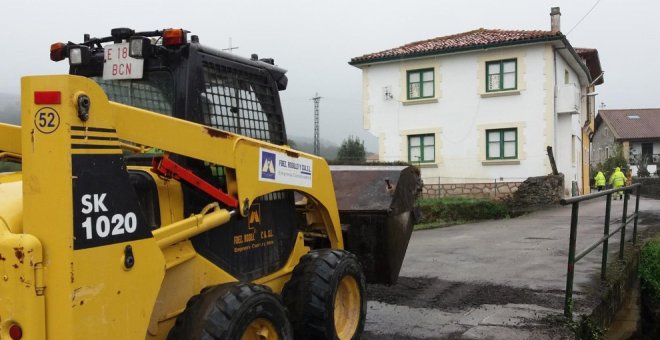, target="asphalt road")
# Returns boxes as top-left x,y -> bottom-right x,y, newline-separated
362,196 -> 660,339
